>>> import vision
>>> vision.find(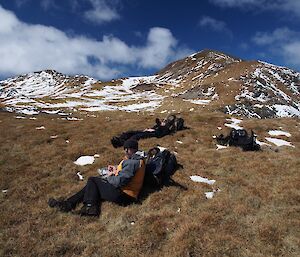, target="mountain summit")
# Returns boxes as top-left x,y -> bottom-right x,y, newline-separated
0,50 -> 299,118
157,49 -> 300,118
